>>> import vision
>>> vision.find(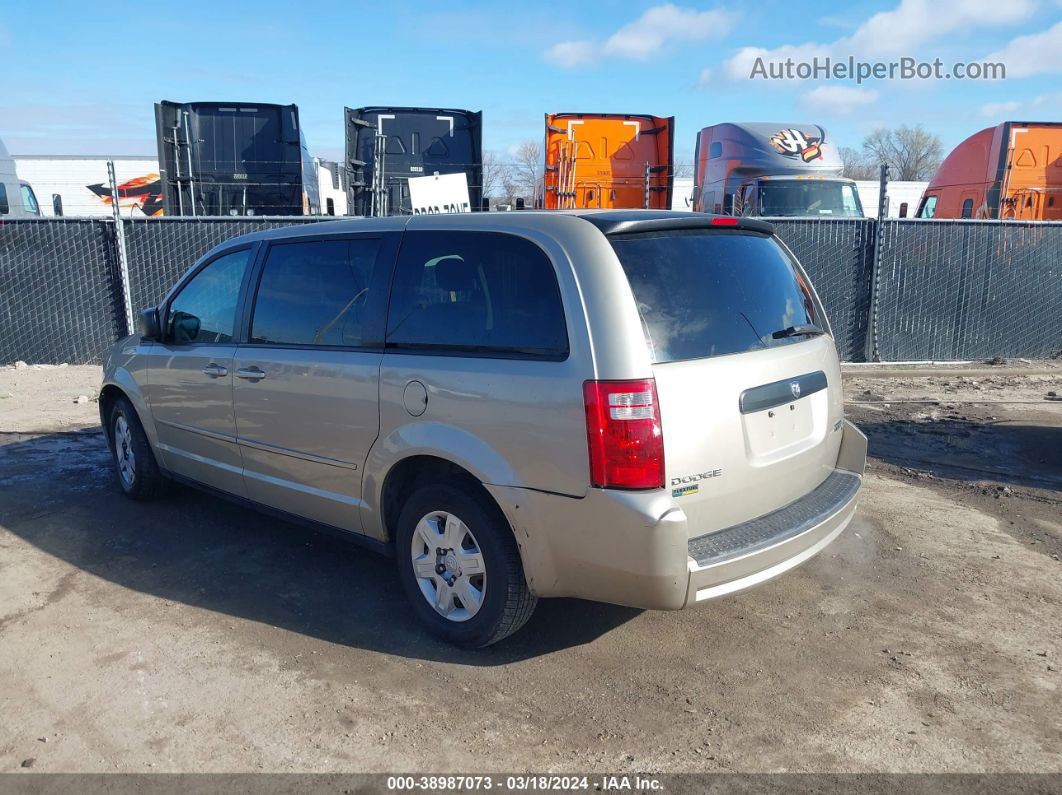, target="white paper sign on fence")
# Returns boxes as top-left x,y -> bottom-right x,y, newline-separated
408,172 -> 471,215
